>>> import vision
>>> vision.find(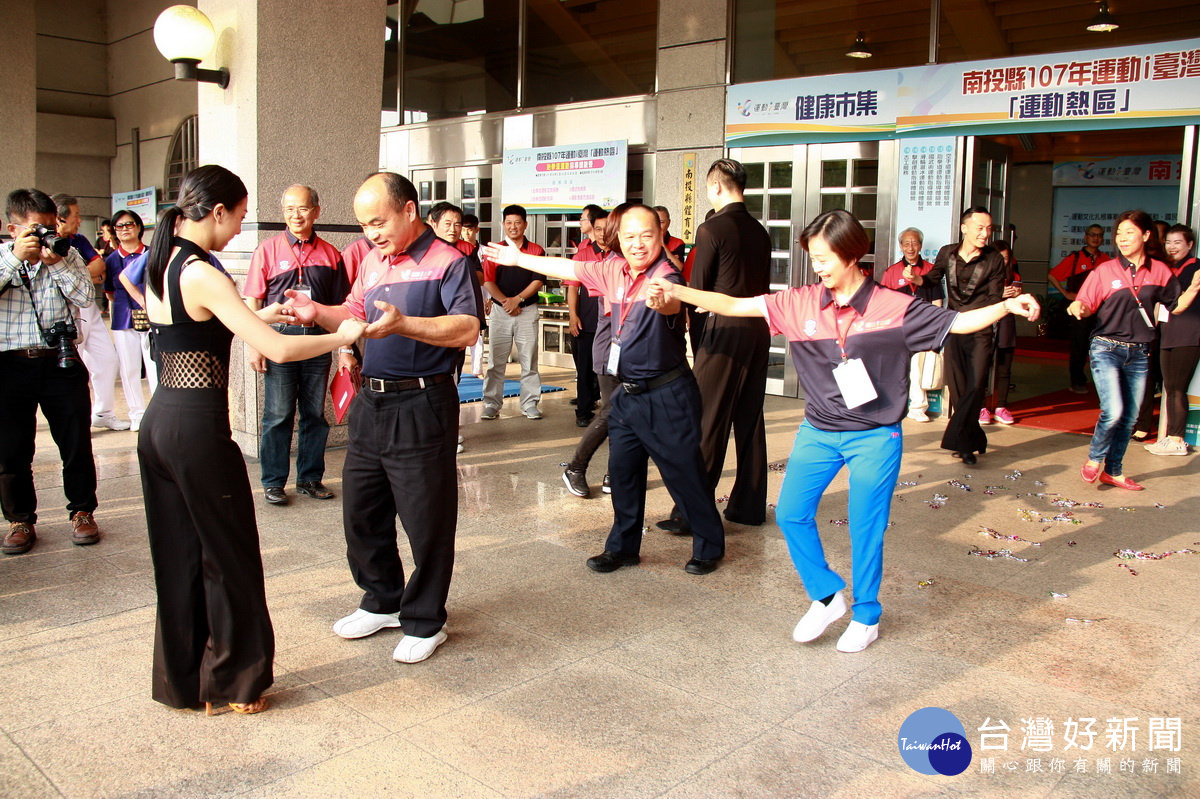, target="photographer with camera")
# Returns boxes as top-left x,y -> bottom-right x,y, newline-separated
0,188 -> 102,555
